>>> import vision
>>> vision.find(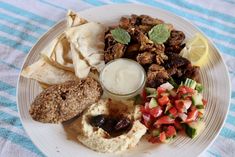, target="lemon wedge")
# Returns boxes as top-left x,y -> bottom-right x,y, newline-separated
180,33 -> 209,66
